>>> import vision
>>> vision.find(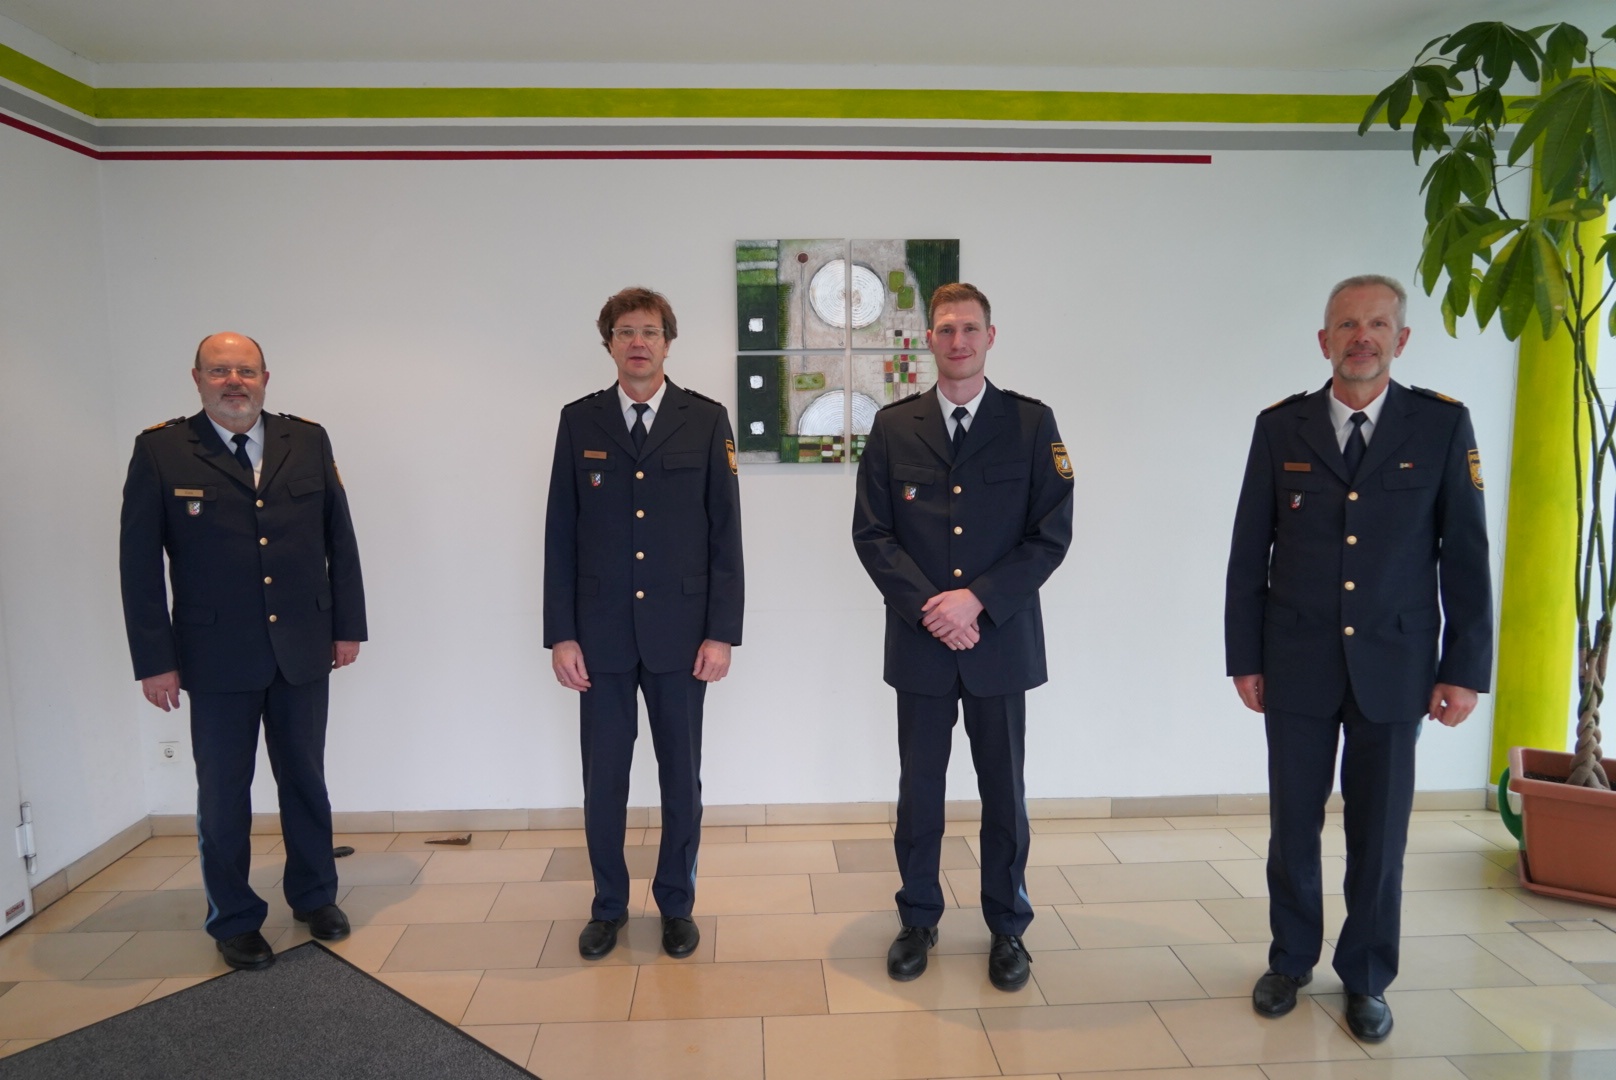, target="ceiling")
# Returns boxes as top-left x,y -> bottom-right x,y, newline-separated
1,0 -> 1610,73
